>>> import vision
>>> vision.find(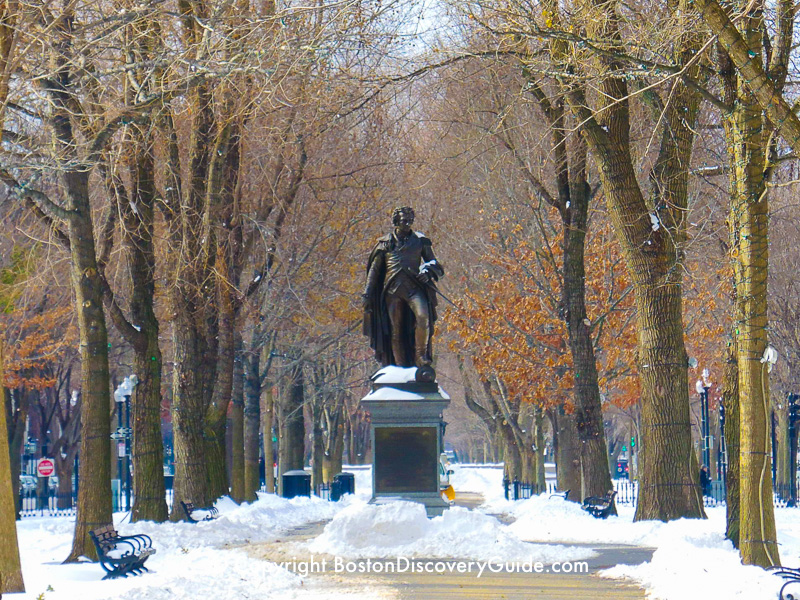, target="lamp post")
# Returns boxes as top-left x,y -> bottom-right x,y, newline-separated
113,376 -> 136,511
788,393 -> 800,507
718,400 -> 727,486
696,370 -> 712,471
